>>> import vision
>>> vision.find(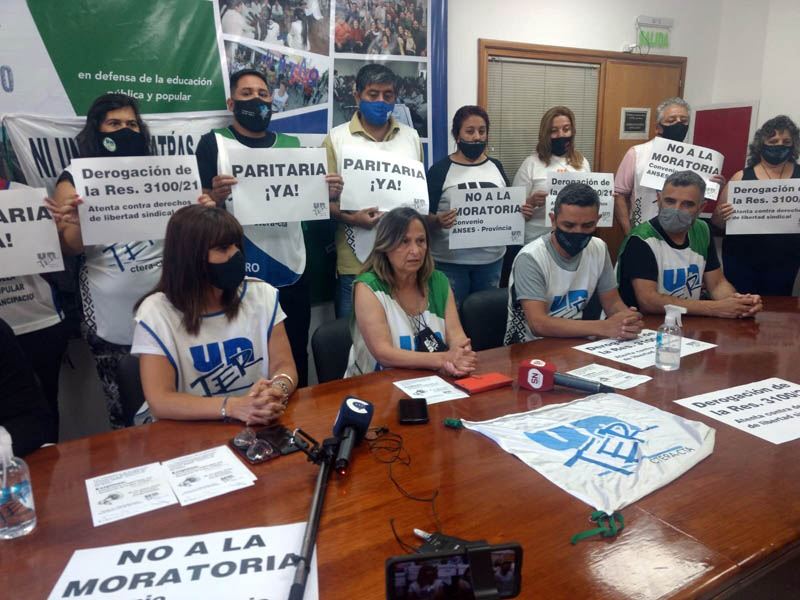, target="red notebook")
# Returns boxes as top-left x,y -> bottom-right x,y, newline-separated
454,372 -> 513,394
